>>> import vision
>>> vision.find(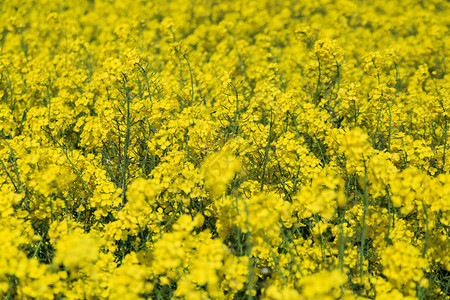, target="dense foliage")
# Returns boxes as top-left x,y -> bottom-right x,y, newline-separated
0,0 -> 449,299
